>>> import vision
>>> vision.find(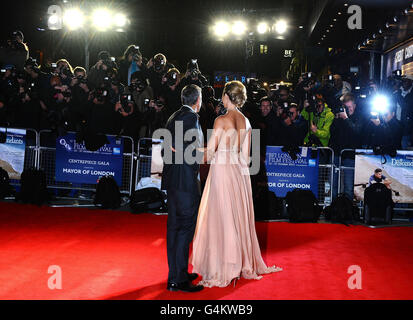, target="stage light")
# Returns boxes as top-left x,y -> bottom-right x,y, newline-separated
63,8 -> 85,30
49,15 -> 59,25
299,25 -> 304,29
232,21 -> 246,35
114,13 -> 127,27
274,20 -> 287,34
379,29 -> 383,34
257,22 -> 269,34
213,21 -> 230,37
394,16 -> 399,22
371,94 -> 390,116
92,9 -> 113,31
